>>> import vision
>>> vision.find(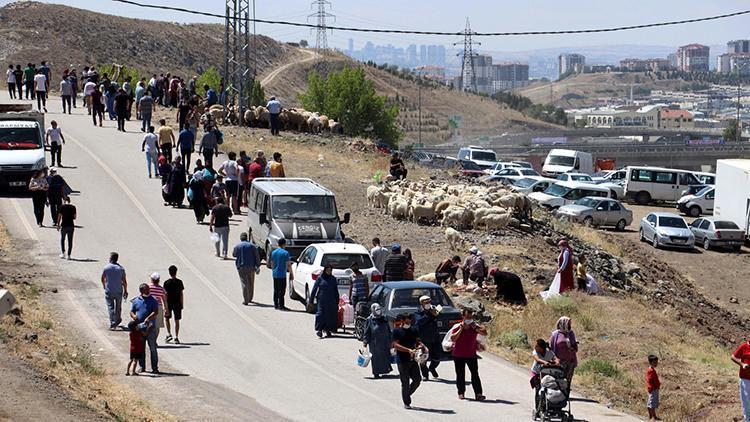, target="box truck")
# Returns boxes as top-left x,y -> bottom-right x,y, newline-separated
541,149 -> 593,177
713,159 -> 750,241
